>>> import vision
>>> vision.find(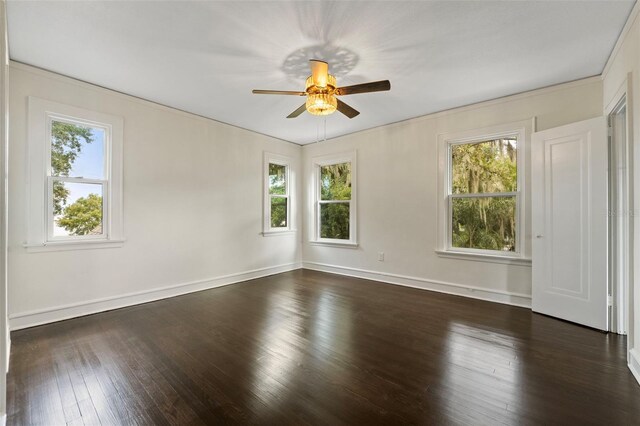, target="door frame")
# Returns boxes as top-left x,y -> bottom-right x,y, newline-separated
604,73 -> 634,343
